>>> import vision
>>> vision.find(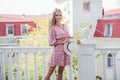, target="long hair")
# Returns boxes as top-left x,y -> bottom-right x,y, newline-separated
49,8 -> 62,27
